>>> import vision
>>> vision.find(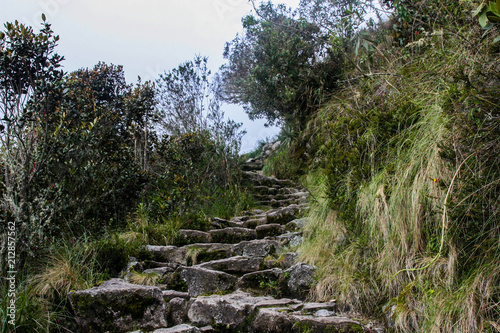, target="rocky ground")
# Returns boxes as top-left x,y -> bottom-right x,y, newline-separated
69,150 -> 385,333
